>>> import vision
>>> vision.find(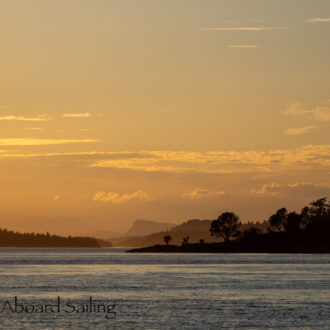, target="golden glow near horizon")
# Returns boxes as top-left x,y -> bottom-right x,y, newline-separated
0,0 -> 329,233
